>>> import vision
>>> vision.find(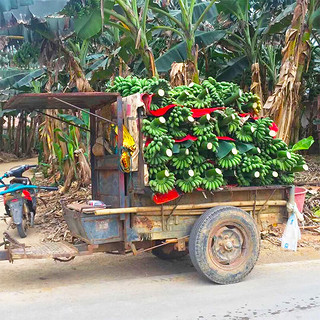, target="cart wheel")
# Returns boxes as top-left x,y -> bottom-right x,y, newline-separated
16,222 -> 27,238
189,206 -> 260,284
152,243 -> 188,260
